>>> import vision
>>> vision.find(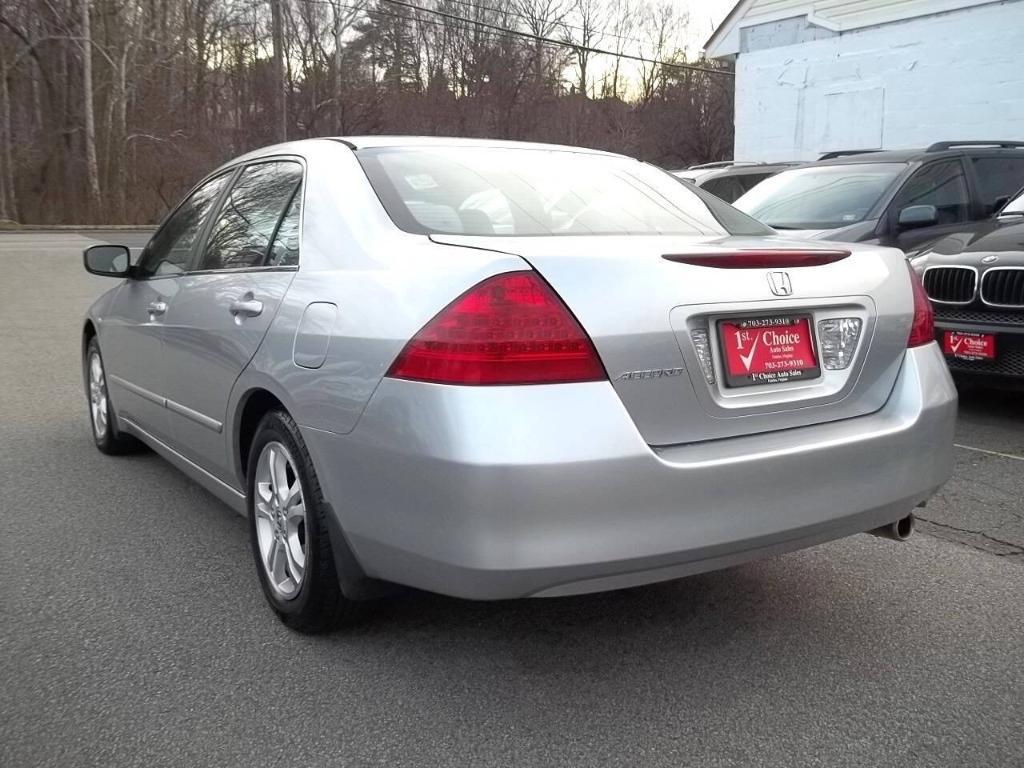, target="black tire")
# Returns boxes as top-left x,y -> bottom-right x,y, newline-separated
246,409 -> 360,633
84,336 -> 140,455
